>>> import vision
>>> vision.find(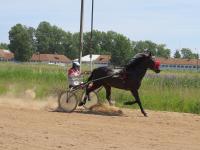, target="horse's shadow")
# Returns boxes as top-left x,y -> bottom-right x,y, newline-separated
75,109 -> 123,117
50,107 -> 124,117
